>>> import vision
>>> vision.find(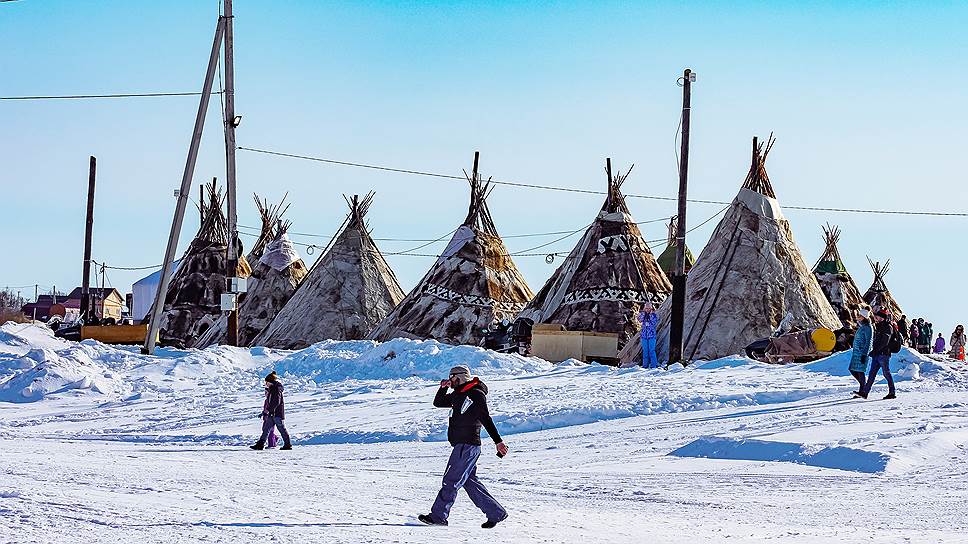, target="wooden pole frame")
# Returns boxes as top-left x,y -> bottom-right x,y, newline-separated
223,0 -> 240,347
143,17 -> 226,354
80,156 -> 96,324
668,68 -> 693,365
